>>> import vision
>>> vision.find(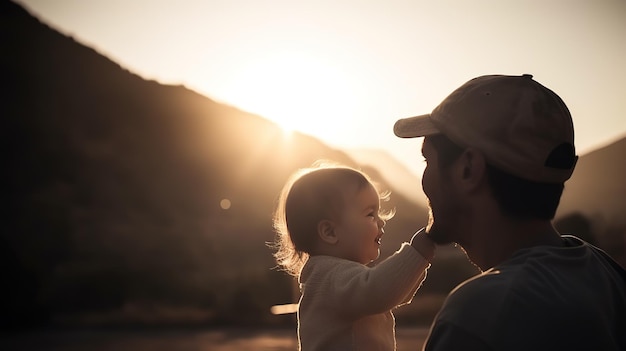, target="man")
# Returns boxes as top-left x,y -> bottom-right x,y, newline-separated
394,74 -> 626,351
